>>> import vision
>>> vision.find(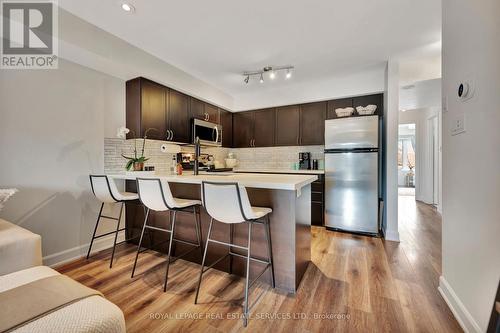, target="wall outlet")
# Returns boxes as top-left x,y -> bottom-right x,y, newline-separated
451,113 -> 466,136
